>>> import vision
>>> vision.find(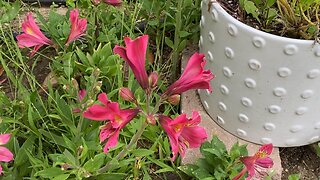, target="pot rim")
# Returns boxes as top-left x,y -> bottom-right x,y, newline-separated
209,1 -> 315,45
